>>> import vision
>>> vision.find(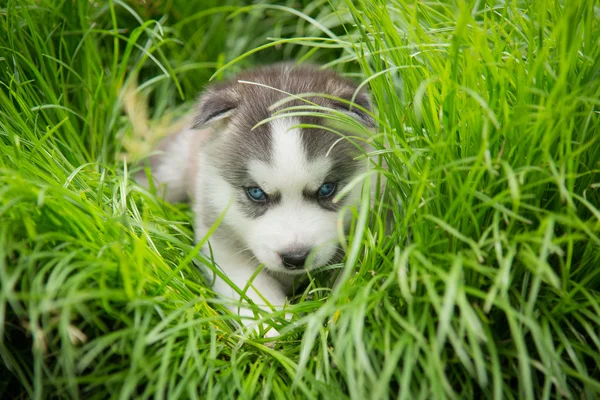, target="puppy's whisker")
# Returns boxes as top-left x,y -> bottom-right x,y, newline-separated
230,247 -> 253,258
